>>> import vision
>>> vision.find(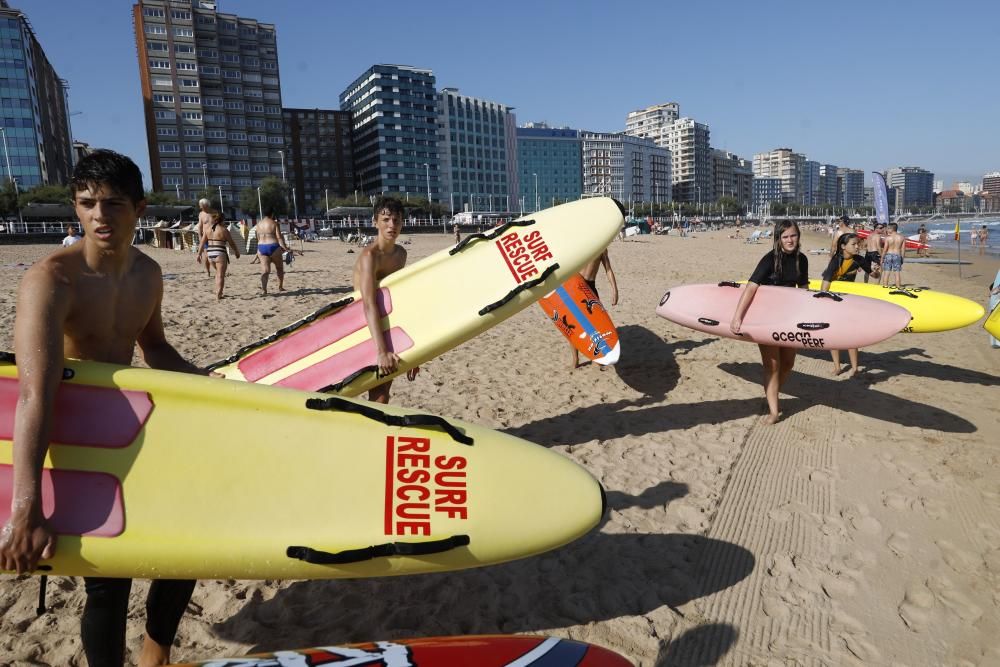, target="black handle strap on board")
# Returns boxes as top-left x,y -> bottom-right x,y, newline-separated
448,219 -> 536,255
305,396 -> 473,445
718,281 -> 741,288
320,365 -> 381,394
797,322 -> 831,331
698,317 -> 720,326
205,296 -> 356,370
287,535 -> 470,565
889,289 -> 918,299
812,291 -> 843,302
478,263 -> 560,316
